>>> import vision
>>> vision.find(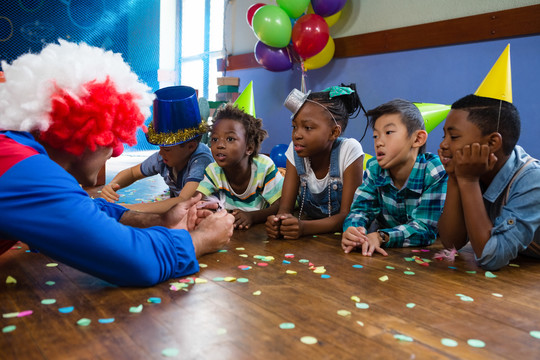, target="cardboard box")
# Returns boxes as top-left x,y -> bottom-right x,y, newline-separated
217,77 -> 239,86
